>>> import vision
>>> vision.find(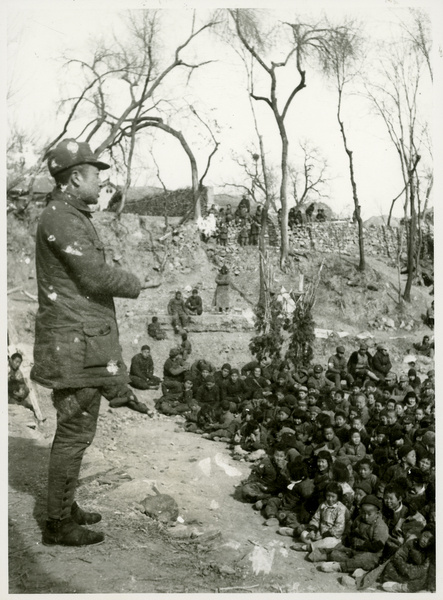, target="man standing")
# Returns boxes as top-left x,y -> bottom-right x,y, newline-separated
31,139 -> 157,547
167,291 -> 189,333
